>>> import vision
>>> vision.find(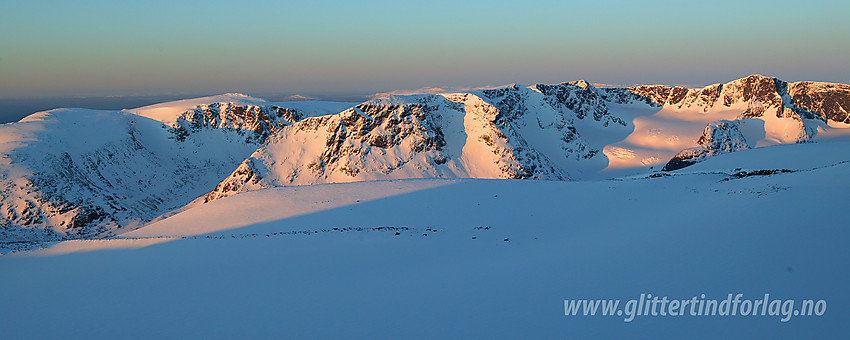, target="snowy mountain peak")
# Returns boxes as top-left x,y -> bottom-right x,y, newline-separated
534,82 -> 627,126
3,75 -> 850,247
787,81 -> 850,124
169,102 -> 304,144
0,98 -> 353,245
622,74 -> 843,123
202,91 -> 588,202
127,93 -> 269,125
567,80 -> 597,92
